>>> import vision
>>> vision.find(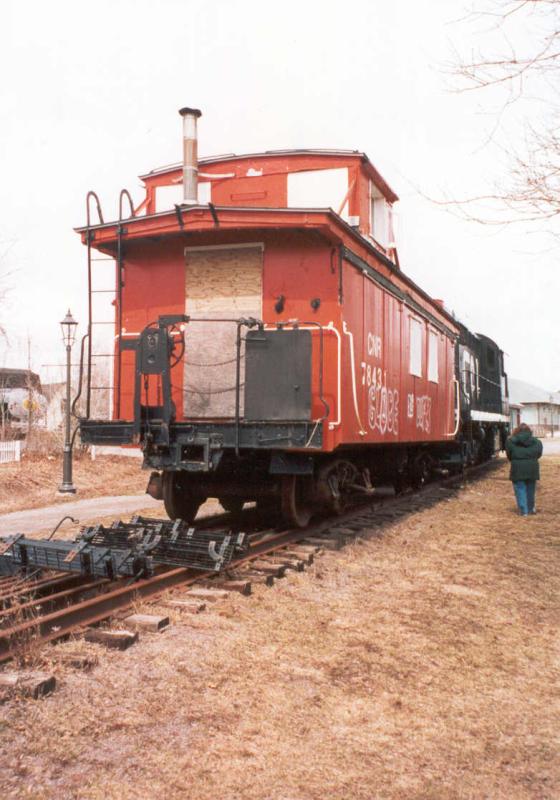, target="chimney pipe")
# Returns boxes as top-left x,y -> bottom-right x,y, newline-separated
178,106 -> 202,205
